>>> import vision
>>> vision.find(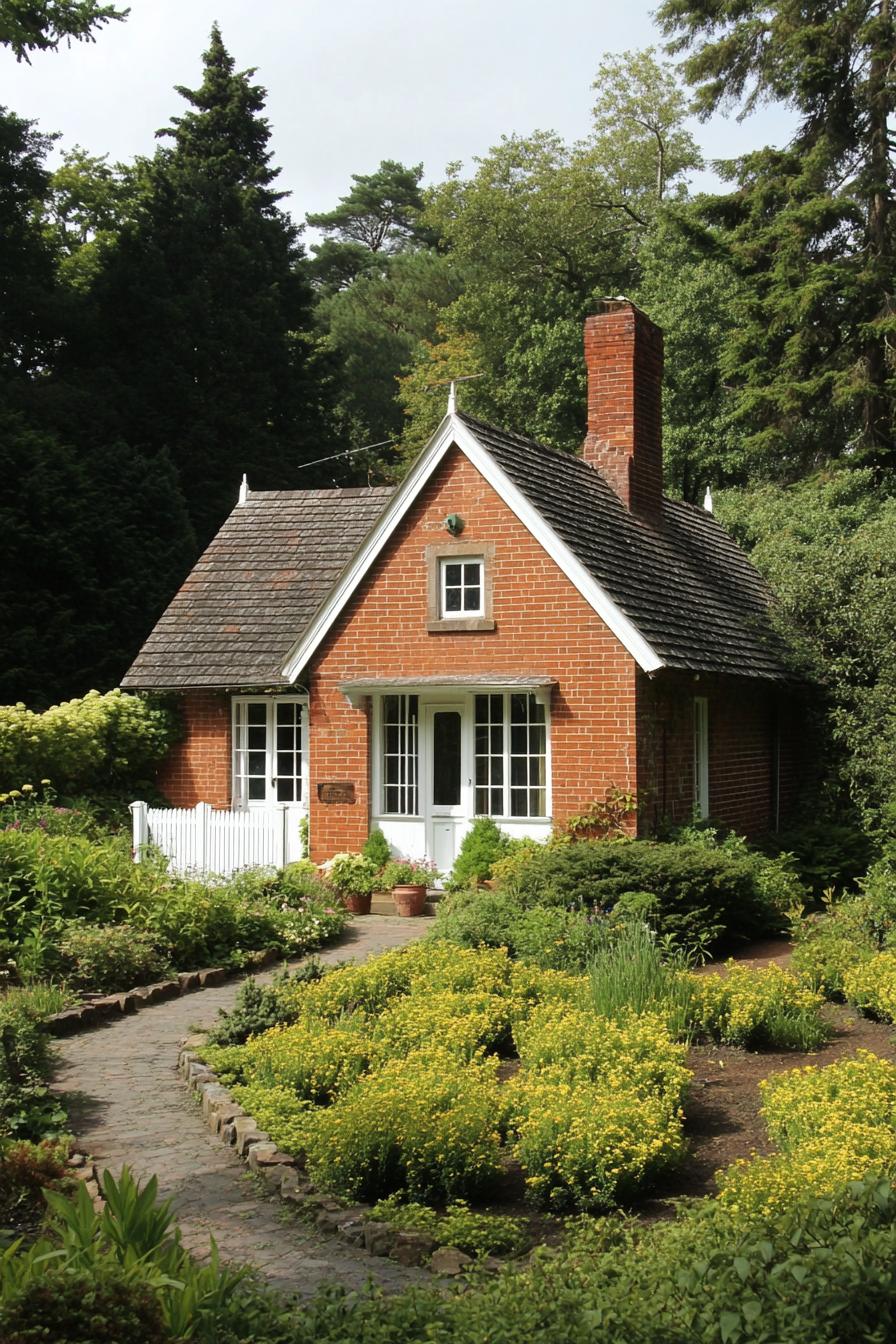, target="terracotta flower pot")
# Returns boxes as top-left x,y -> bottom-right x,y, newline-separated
392,883 -> 427,917
342,891 -> 372,915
